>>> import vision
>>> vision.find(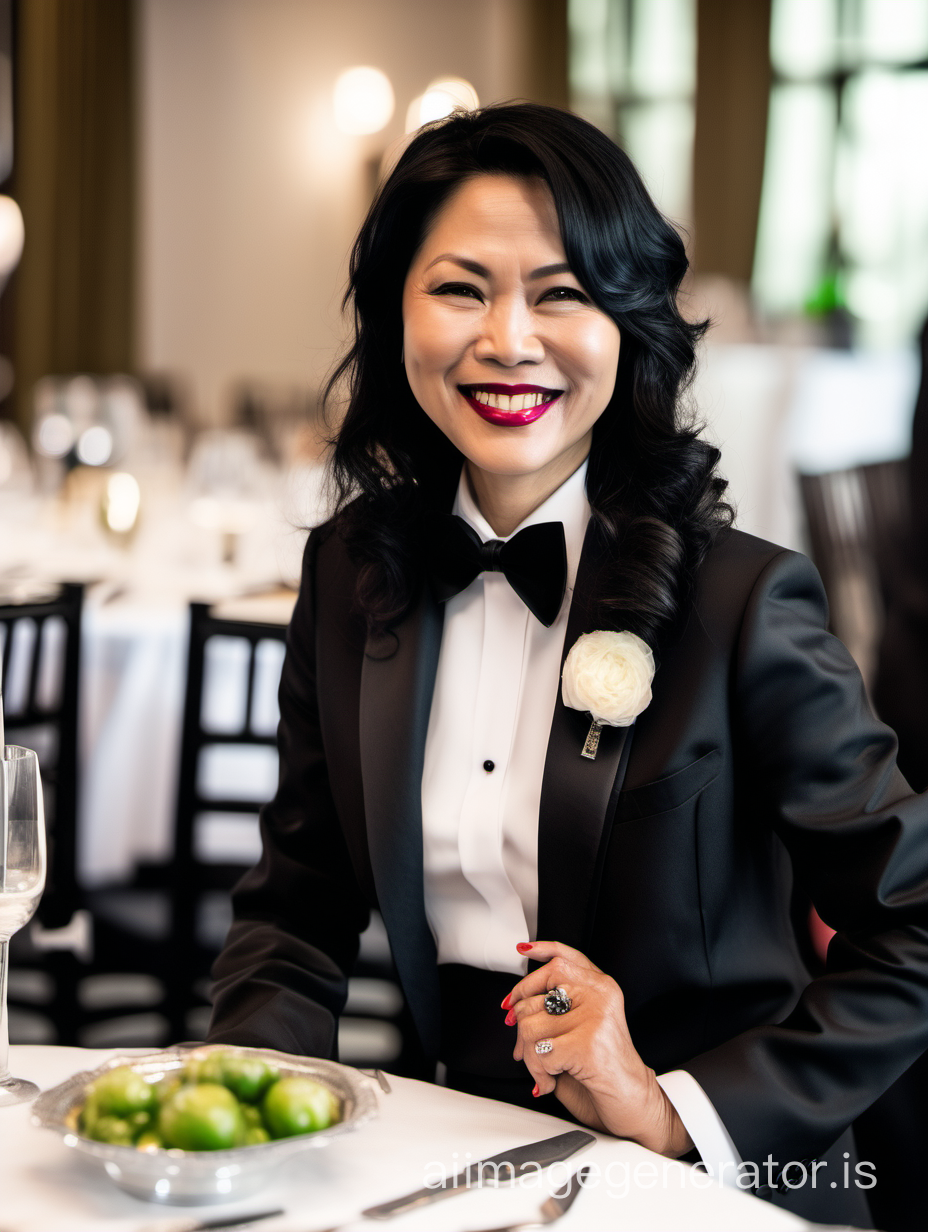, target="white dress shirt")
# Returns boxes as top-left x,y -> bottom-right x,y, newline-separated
420,459 -> 741,1183
421,459 -> 590,972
